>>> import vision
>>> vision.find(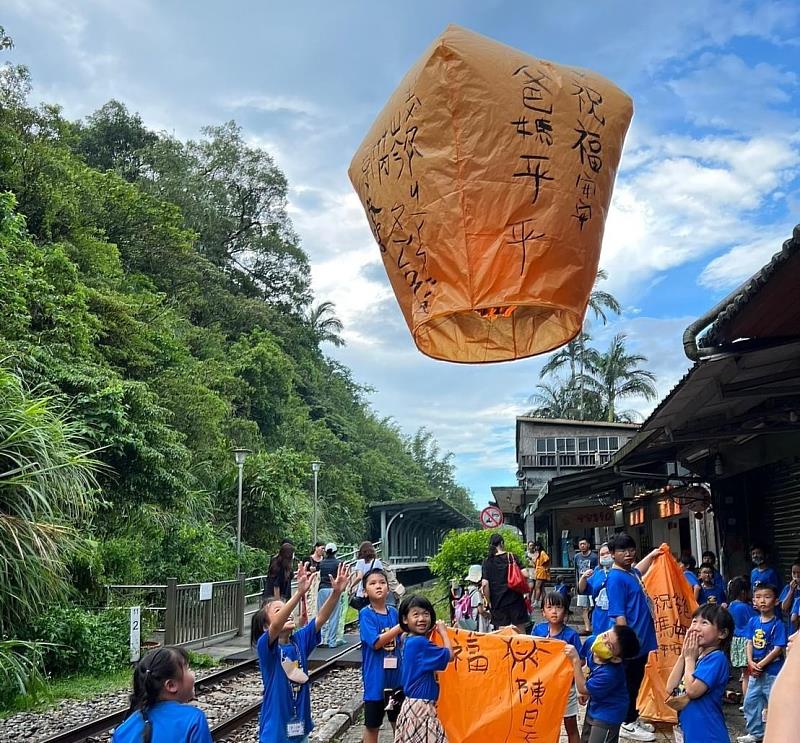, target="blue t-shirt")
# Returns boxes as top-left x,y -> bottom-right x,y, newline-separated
574,550 -> 599,580
606,567 -> 657,658
678,649 -> 730,743
728,600 -> 757,638
792,595 -> 800,618
747,615 -> 787,675
585,653 -> 628,725
112,701 -> 212,743
359,605 -> 401,701
256,621 -> 320,743
401,634 -> 451,701
777,584 -> 798,629
683,571 -> 699,590
531,622 -> 583,655
751,566 -> 781,593
585,568 -> 612,635
697,584 -> 727,606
